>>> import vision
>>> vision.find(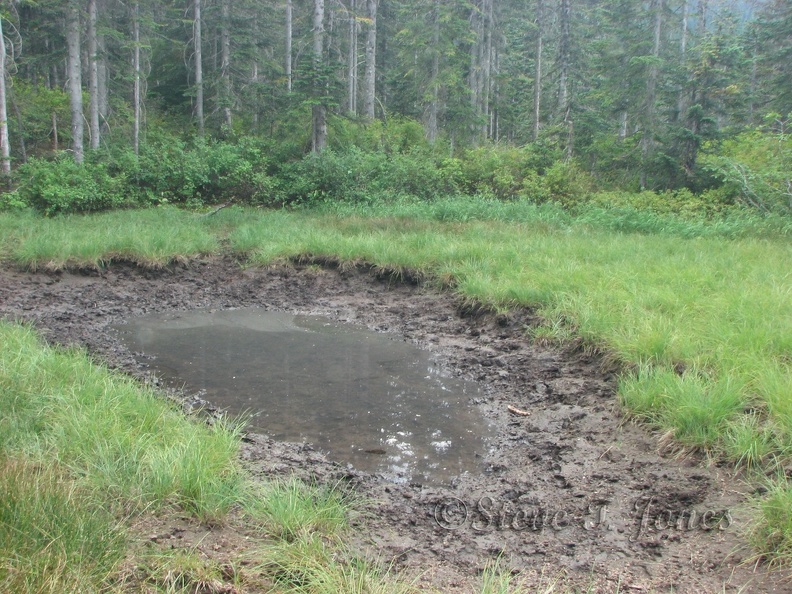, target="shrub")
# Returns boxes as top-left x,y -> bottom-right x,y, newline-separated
701,127 -> 792,215
14,155 -> 128,215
